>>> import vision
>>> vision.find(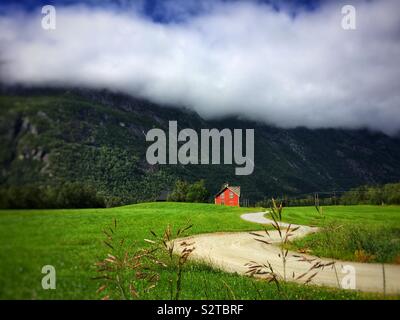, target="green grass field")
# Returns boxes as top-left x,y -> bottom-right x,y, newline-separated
0,203 -> 399,300
280,205 -> 400,264
282,205 -> 400,227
